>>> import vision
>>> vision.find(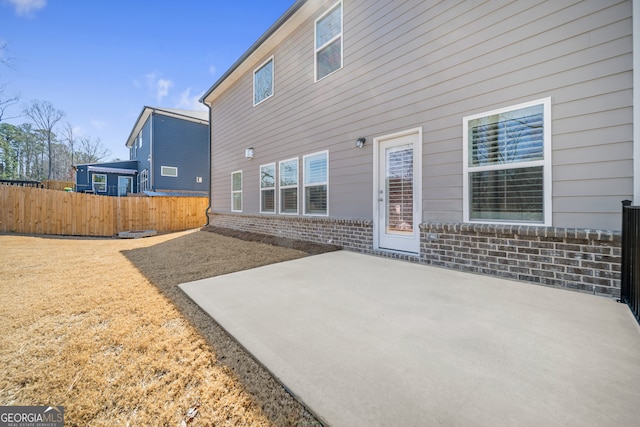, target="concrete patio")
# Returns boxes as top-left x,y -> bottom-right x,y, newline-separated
180,251 -> 640,427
